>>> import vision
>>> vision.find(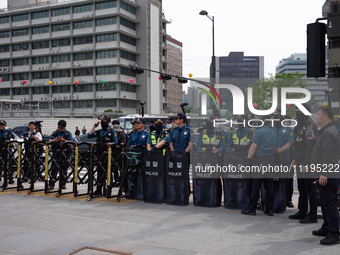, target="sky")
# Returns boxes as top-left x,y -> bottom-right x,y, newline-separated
0,0 -> 326,80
